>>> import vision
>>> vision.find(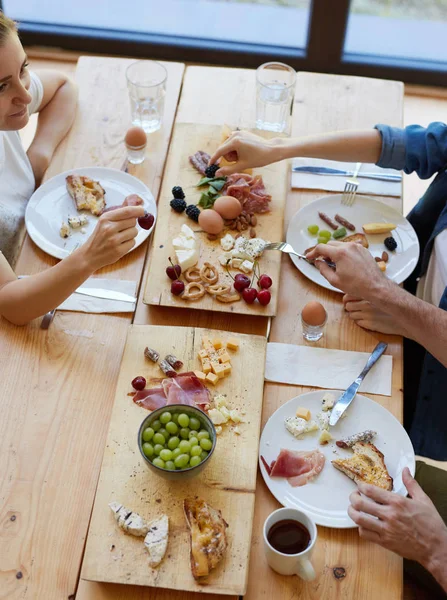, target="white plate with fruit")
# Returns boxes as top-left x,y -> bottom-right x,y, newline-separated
287,194 -> 419,293
25,167 -> 156,260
